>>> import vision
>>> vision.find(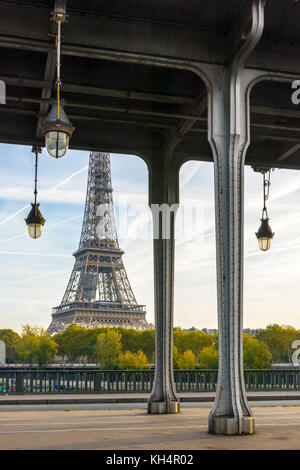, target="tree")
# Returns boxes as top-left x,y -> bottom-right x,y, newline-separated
53,324 -> 89,362
119,328 -> 140,354
136,330 -> 155,363
176,349 -> 197,369
0,329 -> 20,363
94,329 -> 122,369
35,335 -> 57,368
256,324 -> 298,363
173,328 -> 188,354
198,346 -> 219,369
15,325 -> 41,365
185,330 -> 214,358
173,328 -> 215,359
243,334 -> 272,369
15,325 -> 57,367
173,344 -> 179,369
119,350 -> 150,370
